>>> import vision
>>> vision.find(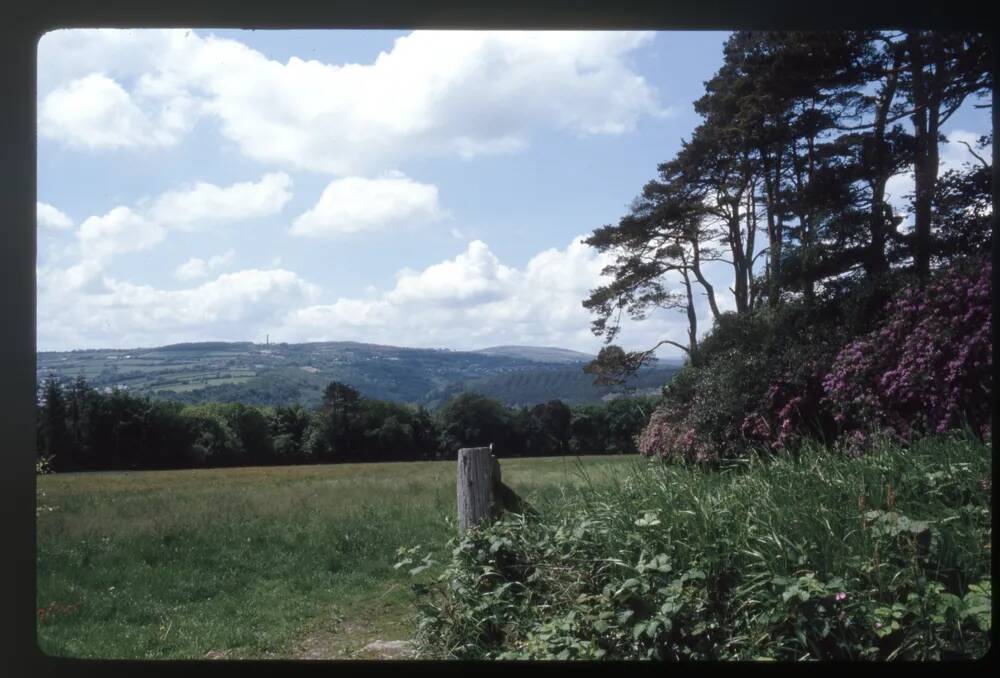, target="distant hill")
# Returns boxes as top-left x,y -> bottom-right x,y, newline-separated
472,345 -> 594,363
37,340 -> 679,409
420,364 -> 672,409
